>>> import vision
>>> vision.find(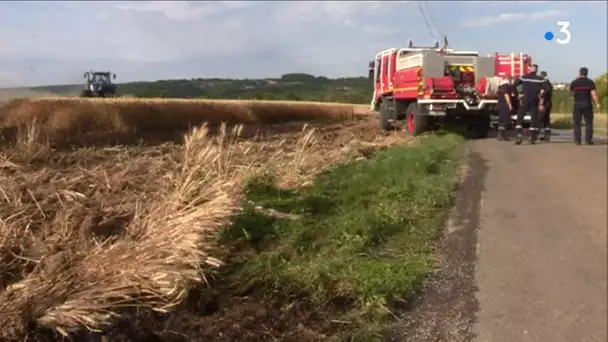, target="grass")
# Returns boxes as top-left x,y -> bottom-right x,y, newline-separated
551,113 -> 608,135
219,133 -> 465,339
